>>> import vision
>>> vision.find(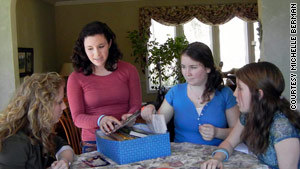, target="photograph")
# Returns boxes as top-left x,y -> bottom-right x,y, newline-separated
18,52 -> 26,73
18,48 -> 34,77
26,52 -> 33,74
